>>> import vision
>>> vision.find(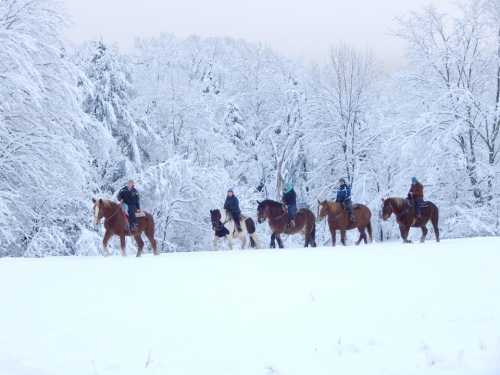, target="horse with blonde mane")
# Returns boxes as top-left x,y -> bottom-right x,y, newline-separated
317,200 -> 373,246
92,198 -> 158,256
